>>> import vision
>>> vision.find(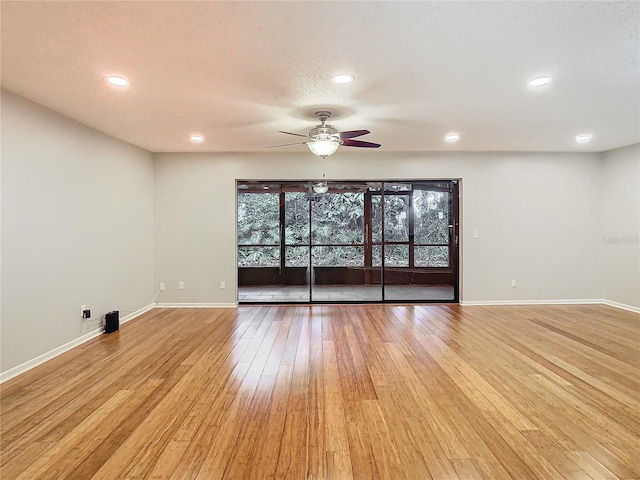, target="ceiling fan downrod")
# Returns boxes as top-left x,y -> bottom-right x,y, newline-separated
315,111 -> 332,126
